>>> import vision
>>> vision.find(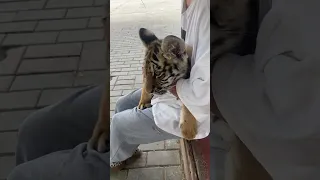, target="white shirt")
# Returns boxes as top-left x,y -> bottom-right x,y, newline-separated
151,0 -> 210,139
213,0 -> 320,179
